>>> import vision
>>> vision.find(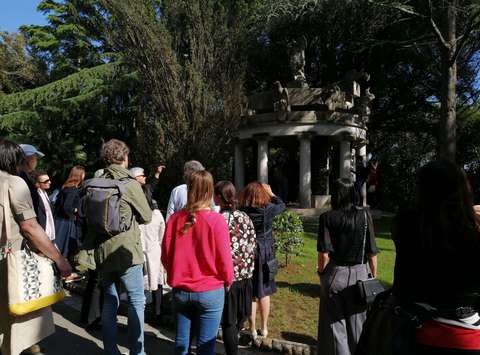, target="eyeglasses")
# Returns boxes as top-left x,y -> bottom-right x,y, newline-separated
38,179 -> 51,184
